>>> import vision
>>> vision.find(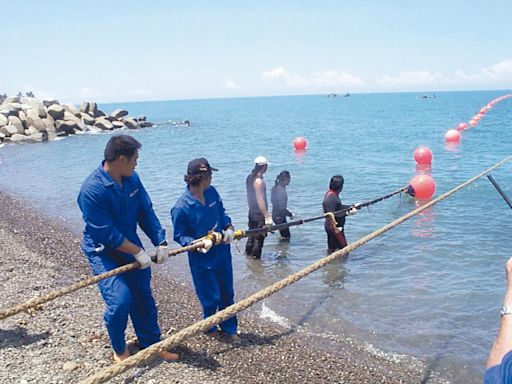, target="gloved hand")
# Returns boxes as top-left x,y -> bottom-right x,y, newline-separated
347,207 -> 358,216
222,227 -> 235,244
134,249 -> 151,269
197,239 -> 213,253
192,238 -> 213,253
264,216 -> 273,226
154,244 -> 168,264
334,226 -> 343,234
287,211 -> 294,219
